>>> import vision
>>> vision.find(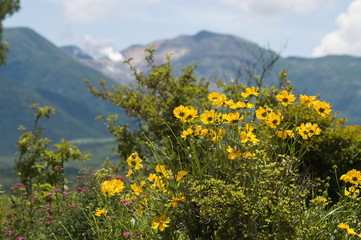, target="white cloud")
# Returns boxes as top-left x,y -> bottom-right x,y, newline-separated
80,35 -> 124,62
313,0 -> 361,57
58,0 -> 118,23
221,0 -> 324,18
